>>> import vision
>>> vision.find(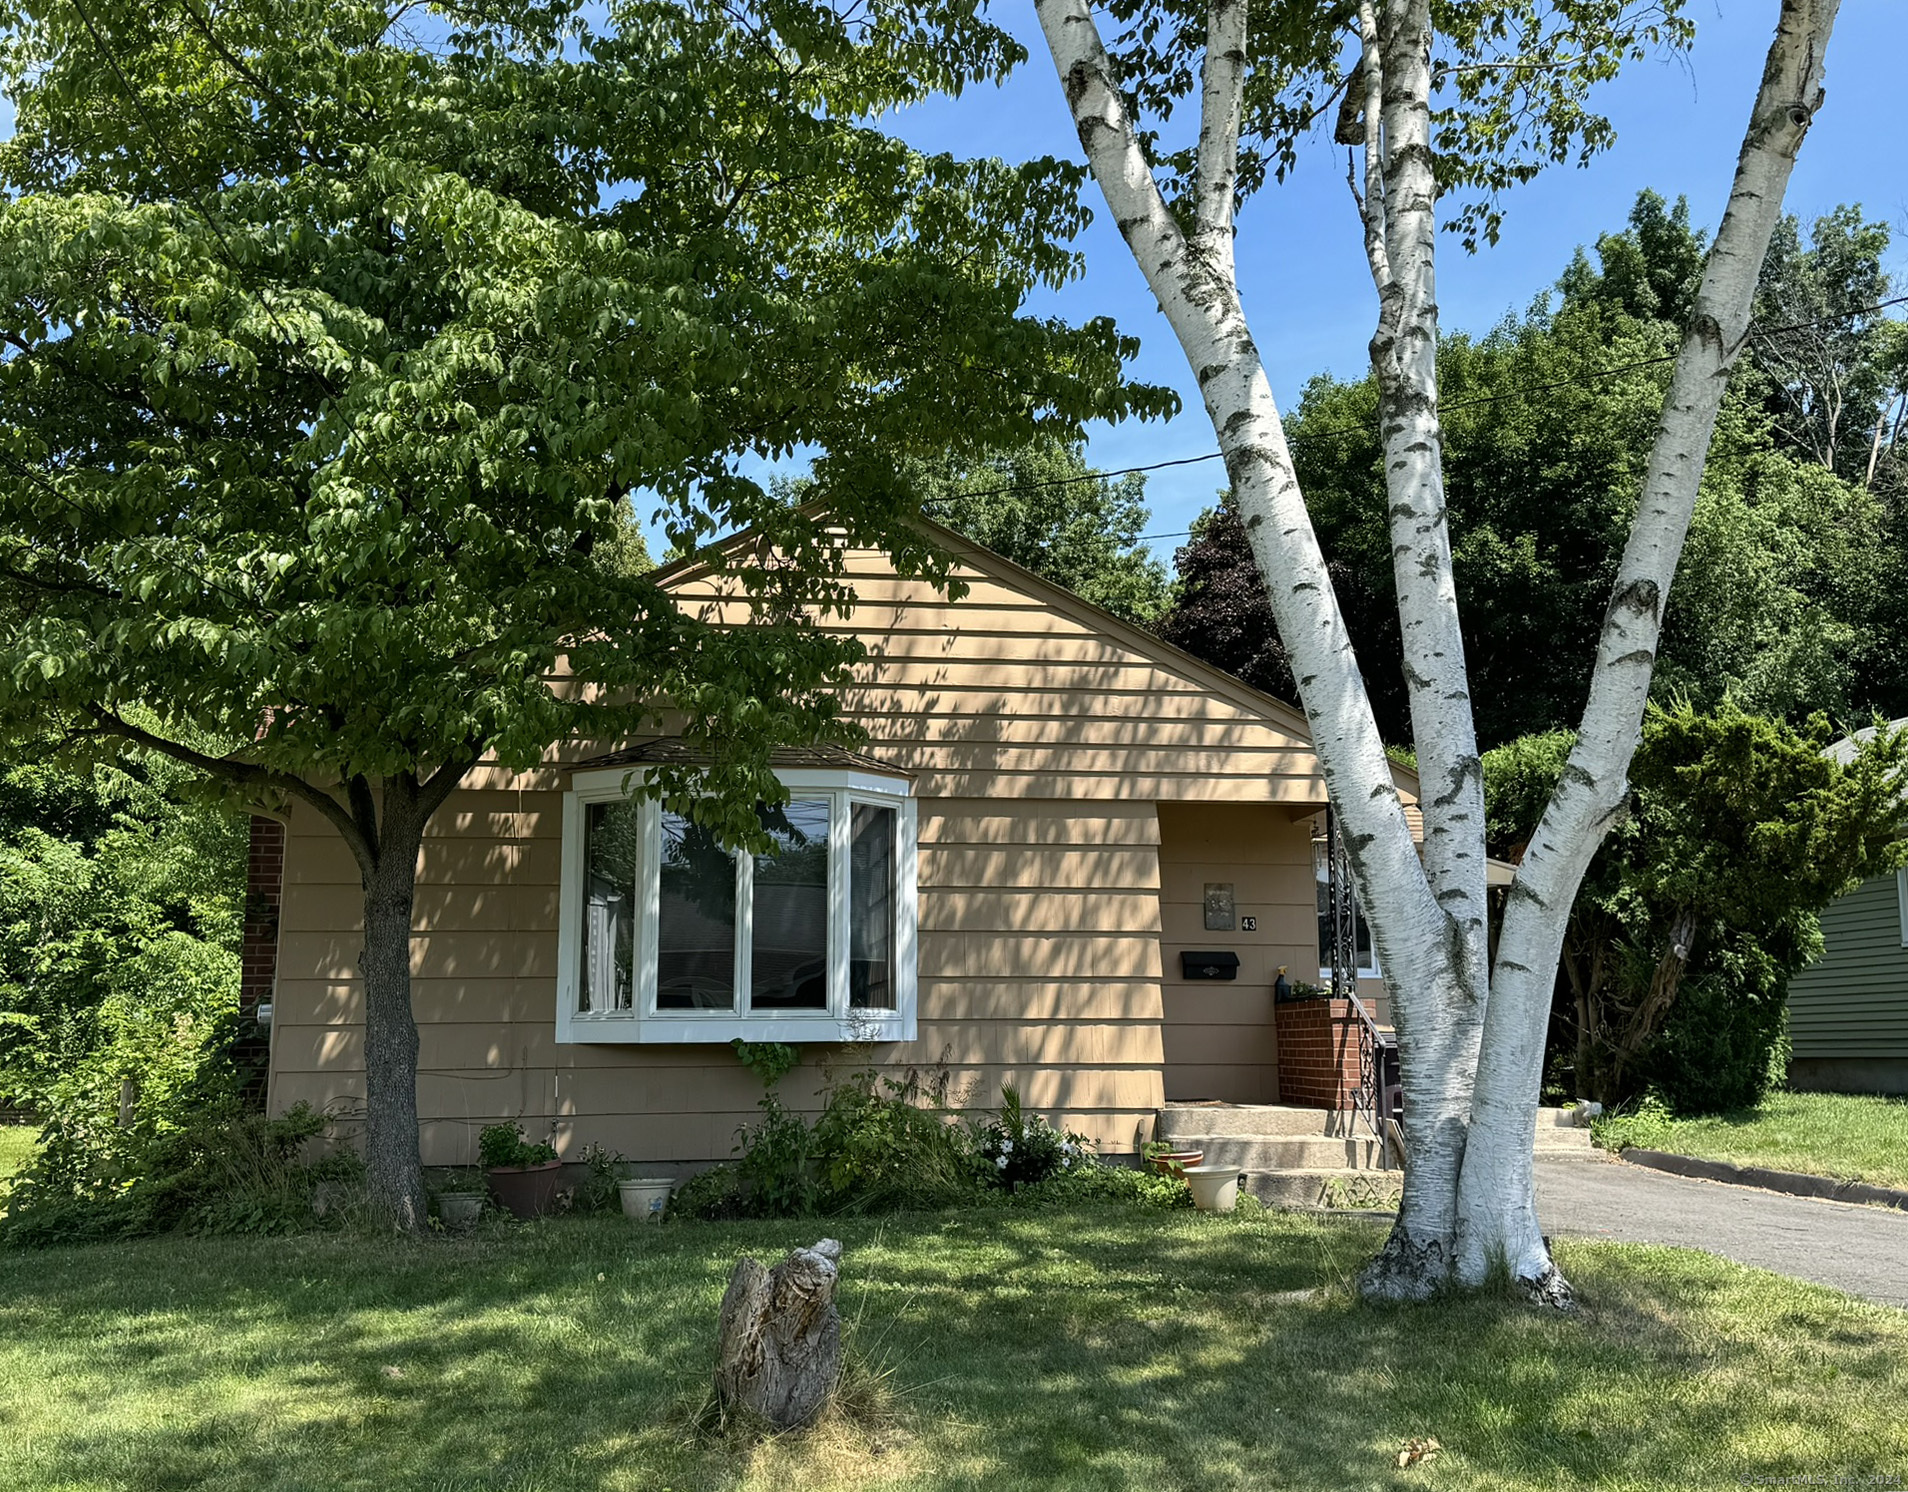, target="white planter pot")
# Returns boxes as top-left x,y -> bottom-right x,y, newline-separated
618,1178 -> 673,1222
1182,1165 -> 1241,1214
